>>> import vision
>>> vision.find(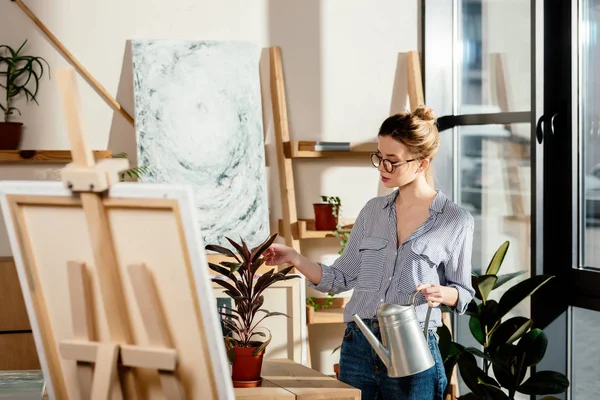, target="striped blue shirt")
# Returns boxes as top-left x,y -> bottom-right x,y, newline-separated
308,190 -> 476,329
